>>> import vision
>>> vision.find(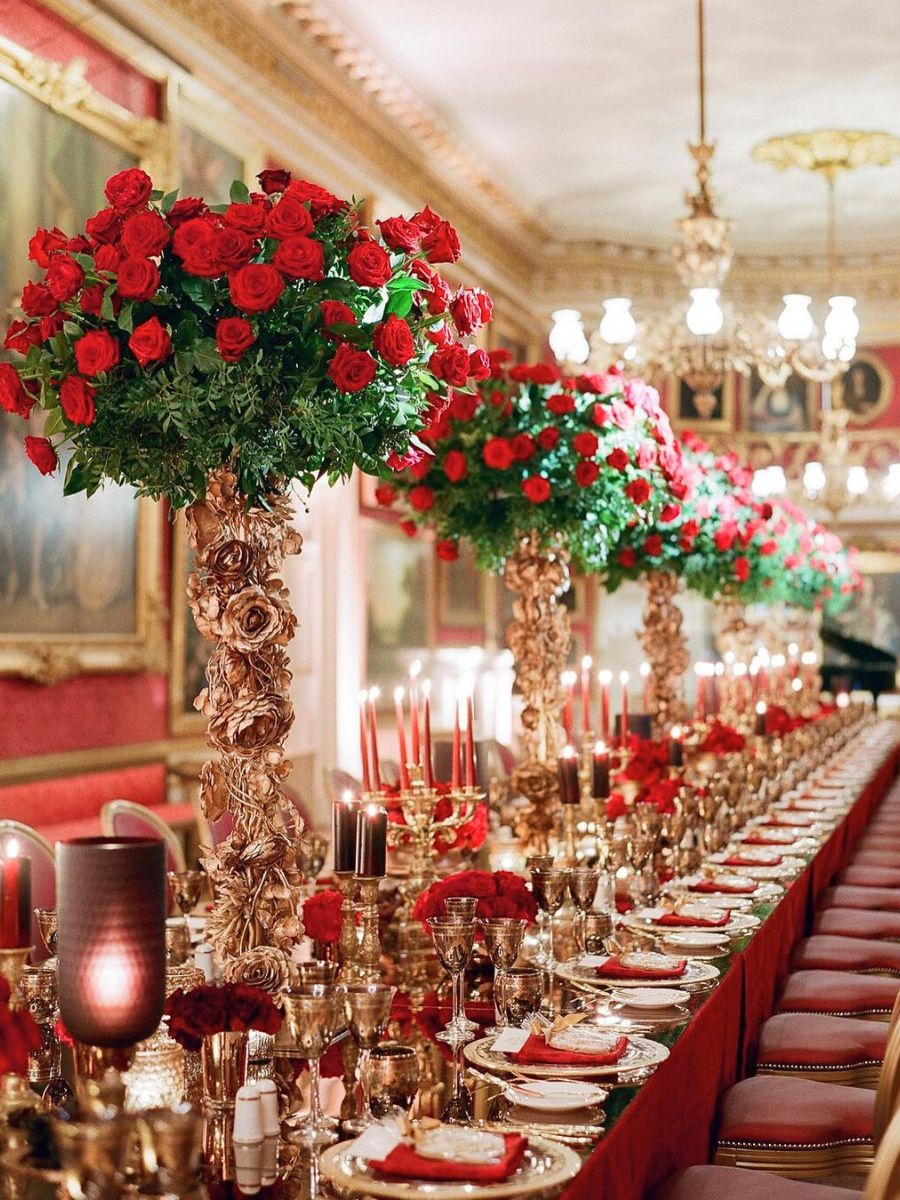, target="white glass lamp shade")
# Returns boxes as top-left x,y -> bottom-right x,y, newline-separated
822,296 -> 859,361
685,287 -> 724,336
598,298 -> 637,346
803,461 -> 827,497
777,294 -> 814,342
846,465 -> 869,496
548,309 -> 589,365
